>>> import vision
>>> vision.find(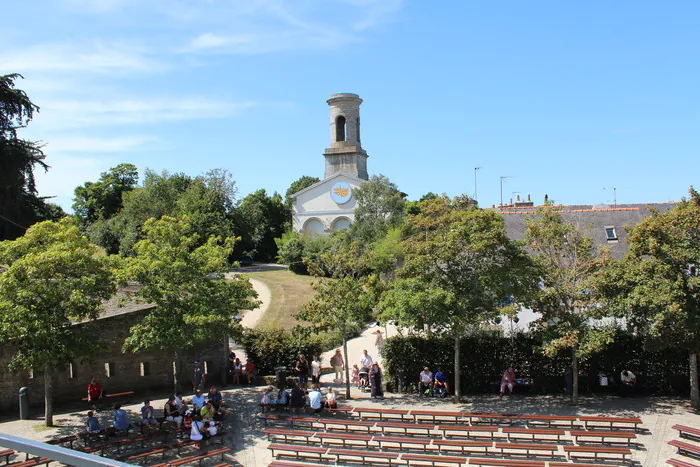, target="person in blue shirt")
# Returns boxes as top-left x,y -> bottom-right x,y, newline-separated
434,369 -> 450,396
113,404 -> 129,431
140,400 -> 158,431
86,411 -> 101,434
